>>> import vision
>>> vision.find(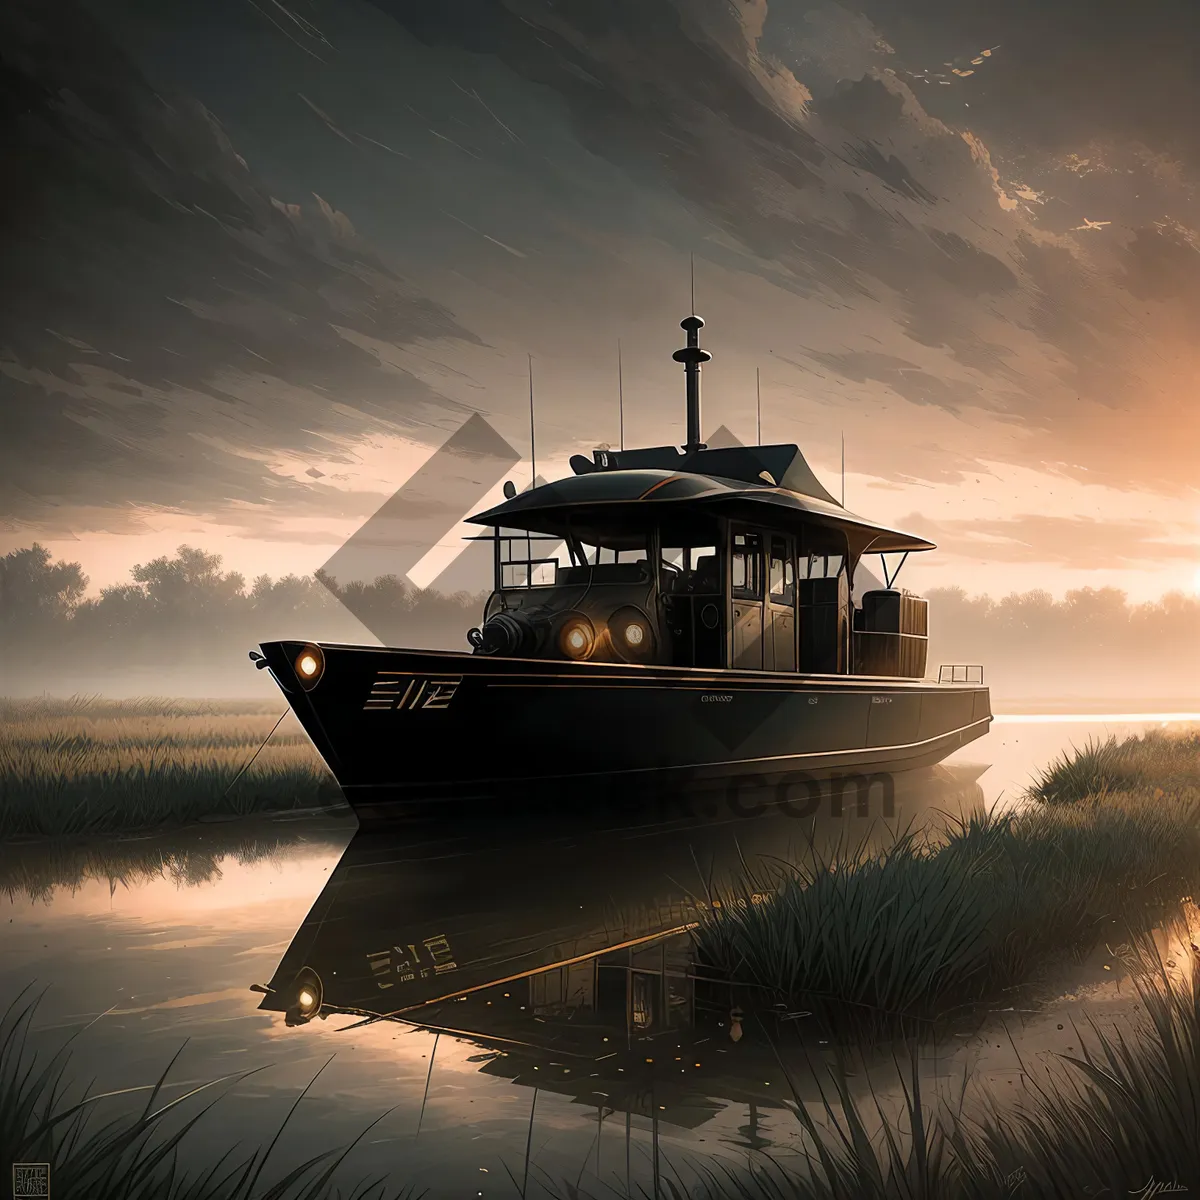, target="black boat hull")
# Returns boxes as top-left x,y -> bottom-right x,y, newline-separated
259,641 -> 991,818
